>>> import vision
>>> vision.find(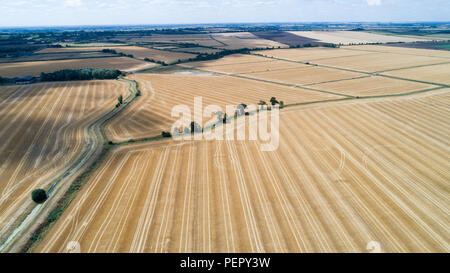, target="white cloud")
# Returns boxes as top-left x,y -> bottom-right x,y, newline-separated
65,0 -> 82,7
366,0 -> 381,6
